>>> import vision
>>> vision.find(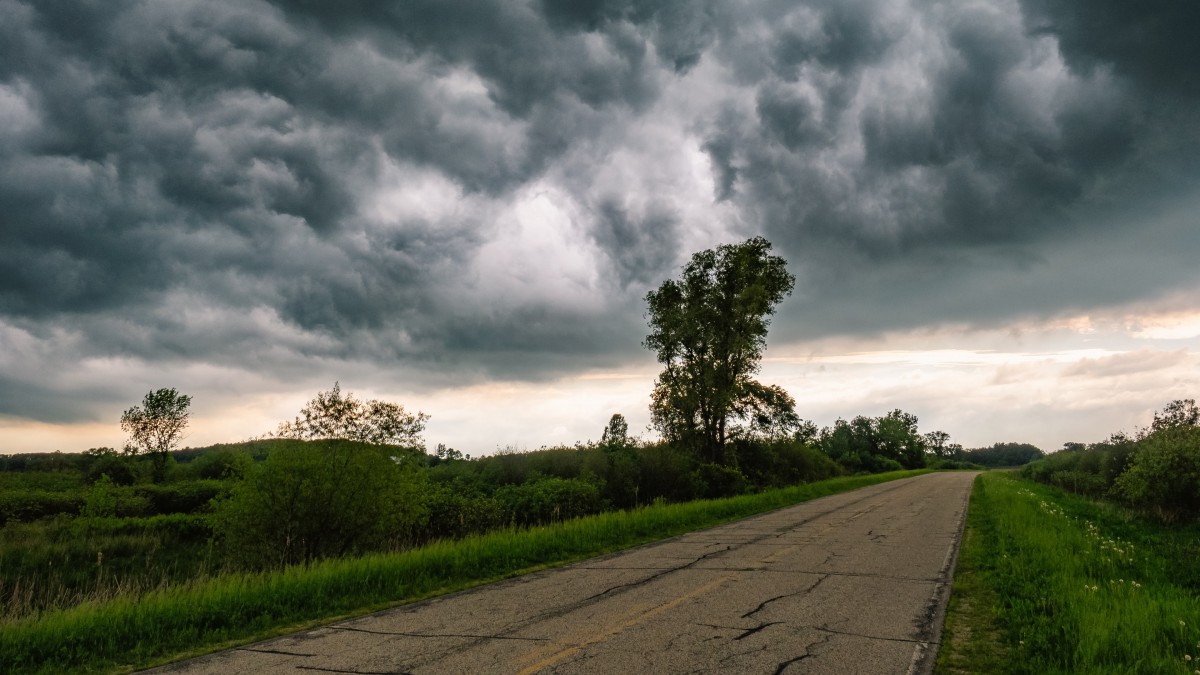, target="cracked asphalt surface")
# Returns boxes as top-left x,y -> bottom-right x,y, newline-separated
149,471 -> 977,675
